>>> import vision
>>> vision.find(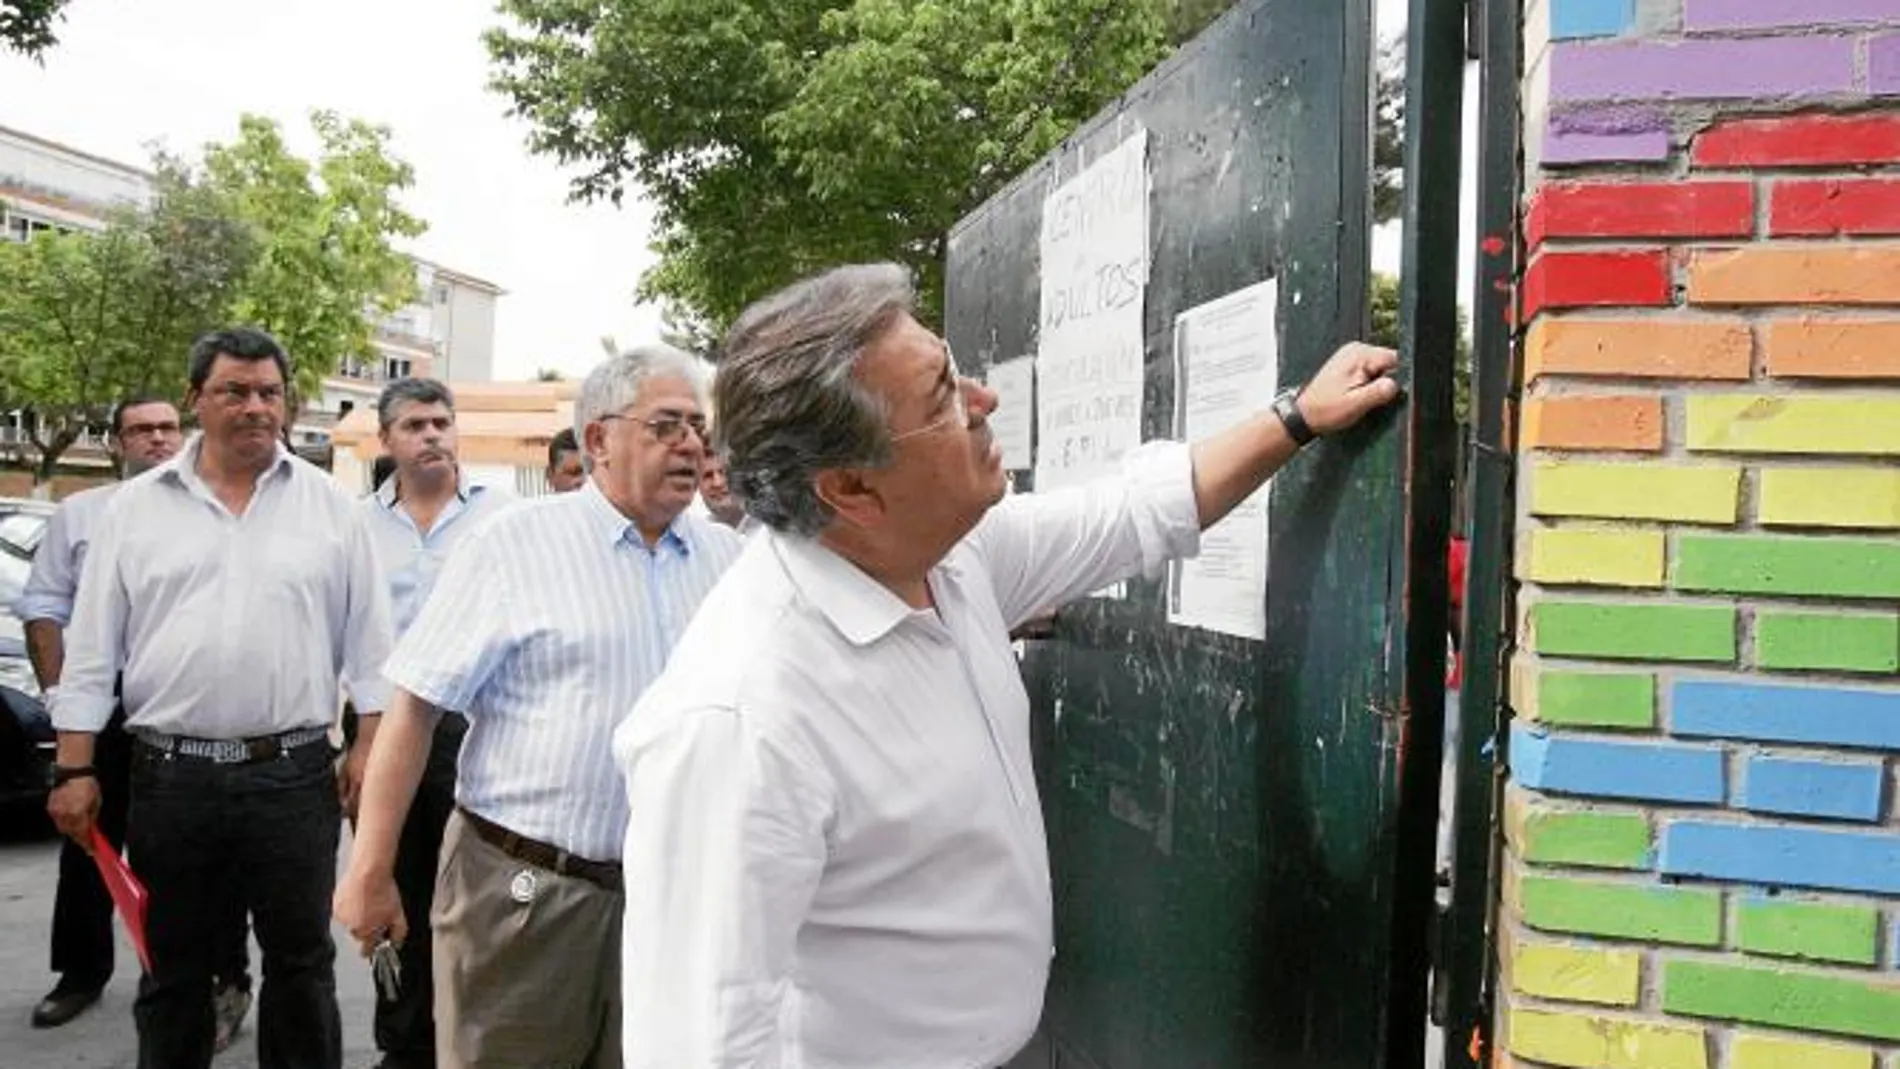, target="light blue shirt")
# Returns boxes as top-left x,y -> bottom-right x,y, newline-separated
359,473 -> 517,638
381,480 -> 744,859
14,482 -> 119,628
